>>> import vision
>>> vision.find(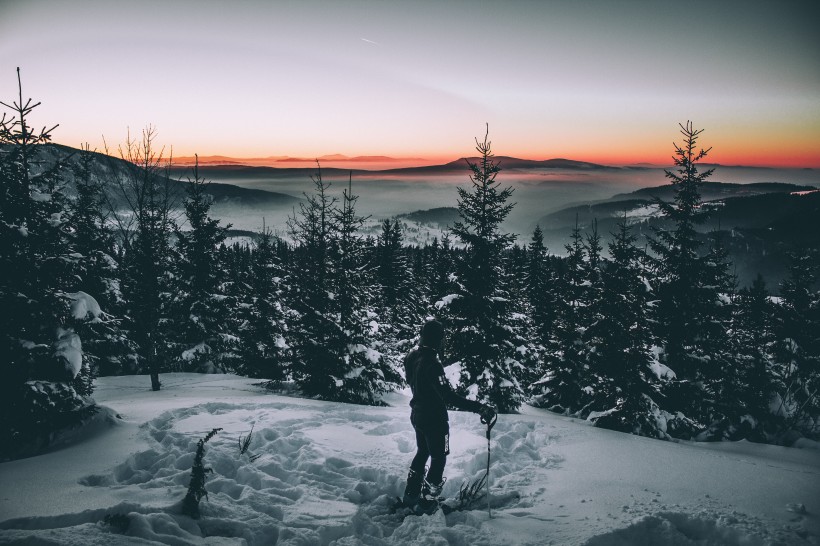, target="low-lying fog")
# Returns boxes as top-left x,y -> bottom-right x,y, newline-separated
200,164 -> 817,240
